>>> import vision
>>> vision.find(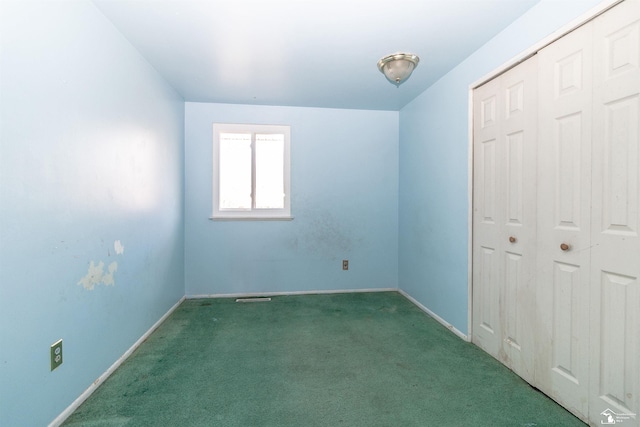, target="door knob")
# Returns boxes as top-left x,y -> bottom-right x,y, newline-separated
509,236 -> 517,243
560,243 -> 570,251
